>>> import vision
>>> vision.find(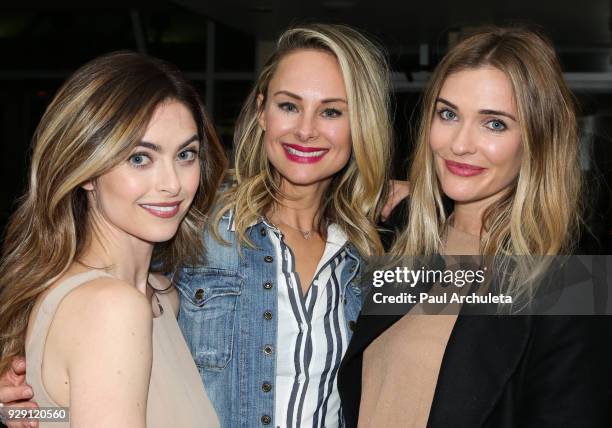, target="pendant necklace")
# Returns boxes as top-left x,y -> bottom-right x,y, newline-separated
273,217 -> 313,240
